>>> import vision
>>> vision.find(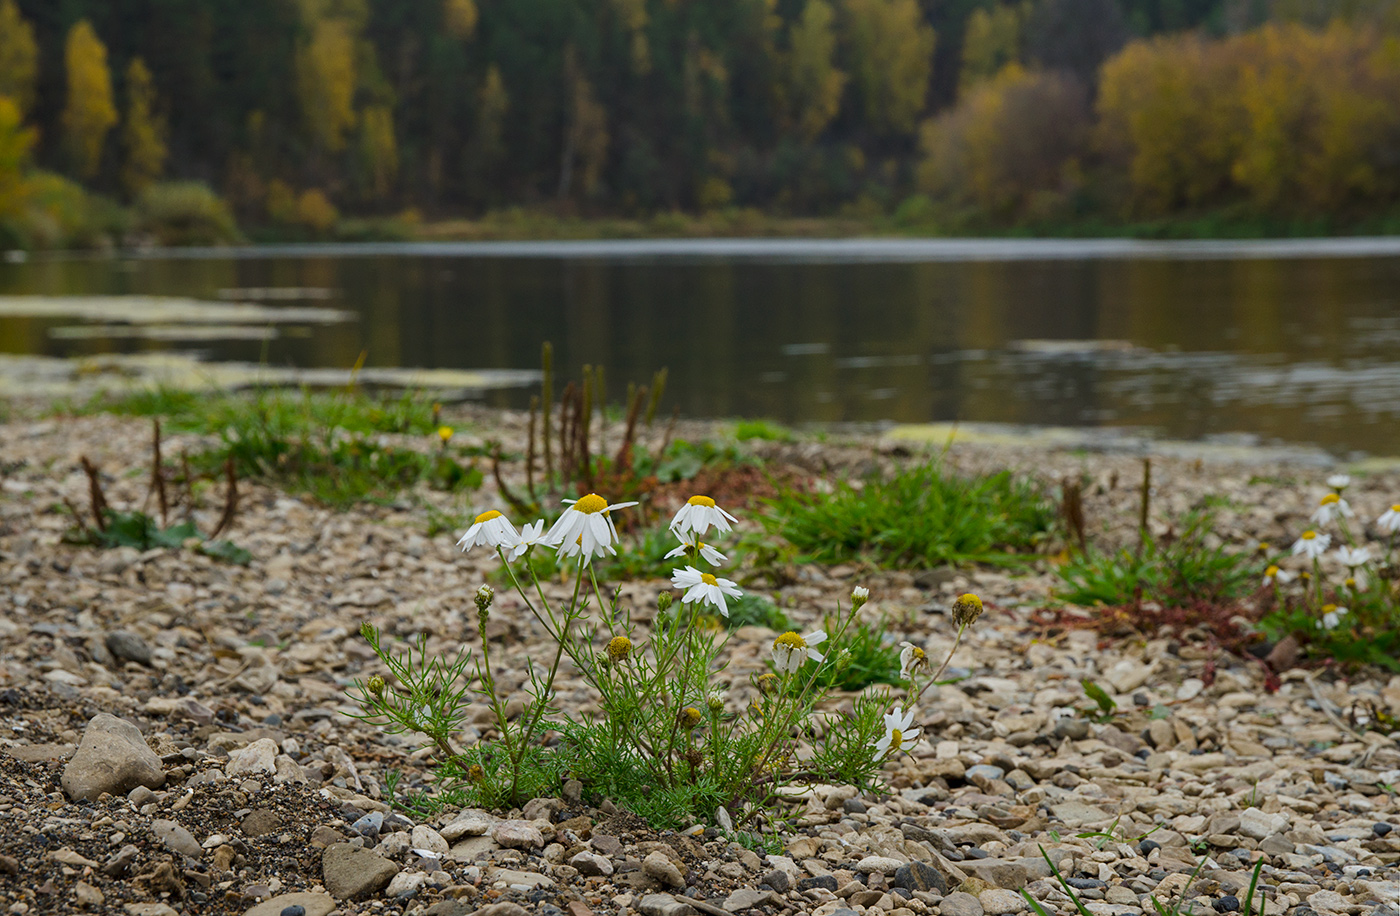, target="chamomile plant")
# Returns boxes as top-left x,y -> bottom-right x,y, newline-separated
350,492 -> 982,833
1261,475 -> 1400,668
